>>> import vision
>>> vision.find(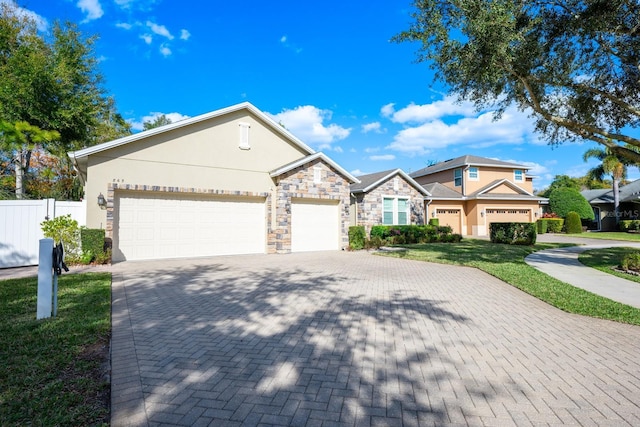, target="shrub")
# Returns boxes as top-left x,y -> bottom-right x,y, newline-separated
80,228 -> 106,260
428,218 -> 439,226
564,211 -> 582,234
489,222 -> 537,245
548,187 -> 594,220
365,236 -> 383,249
536,219 -> 548,234
620,220 -> 640,232
348,226 -> 366,250
546,218 -> 564,233
41,214 -> 80,256
370,225 -> 389,240
620,252 -> 640,272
